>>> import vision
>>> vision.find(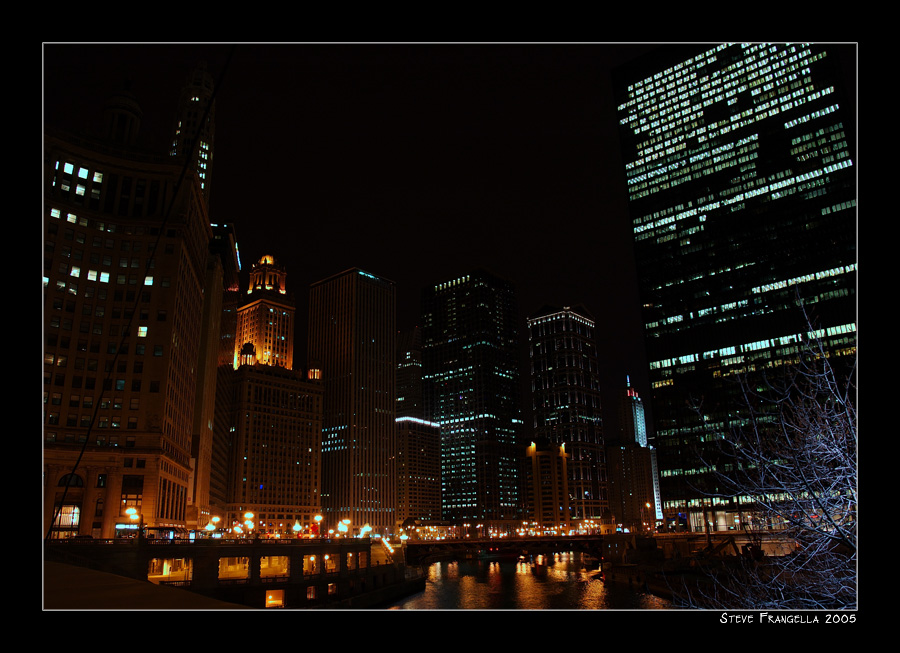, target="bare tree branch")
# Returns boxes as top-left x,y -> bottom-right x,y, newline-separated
674,308 -> 857,610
